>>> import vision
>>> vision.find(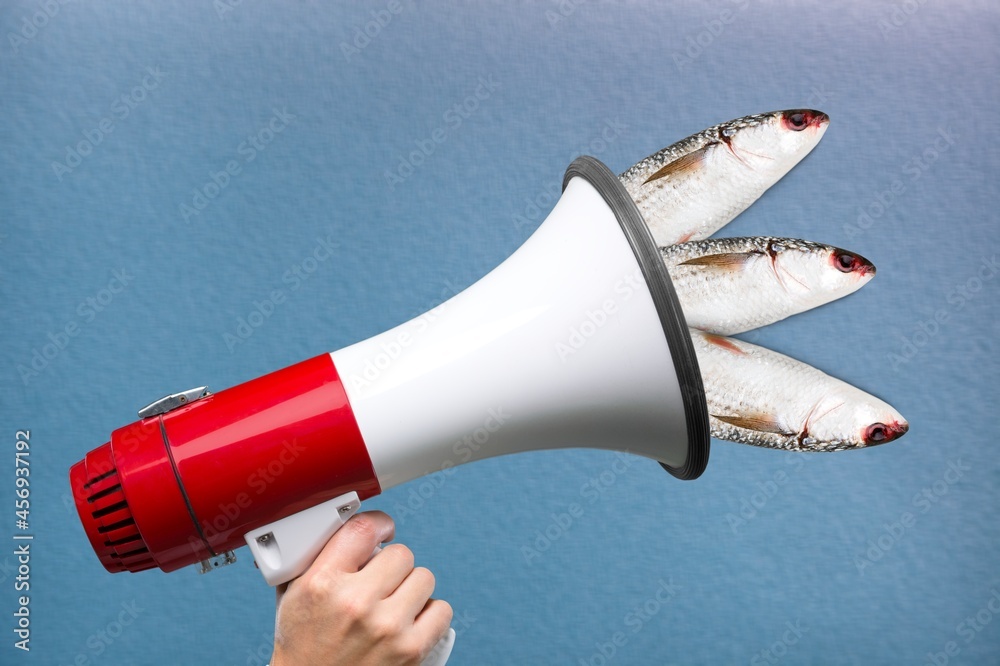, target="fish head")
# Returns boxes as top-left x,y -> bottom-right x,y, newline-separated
771,240 -> 876,297
717,109 -> 829,175
806,394 -> 909,451
851,398 -> 909,448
